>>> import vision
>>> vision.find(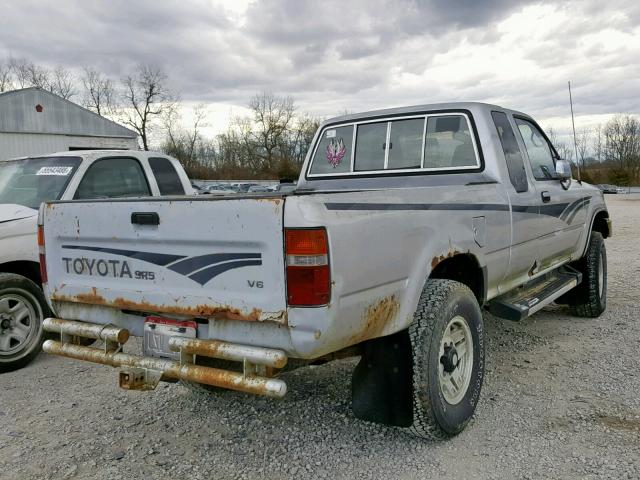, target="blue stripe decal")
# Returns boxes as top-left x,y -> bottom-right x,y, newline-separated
61,245 -> 262,285
566,199 -> 590,224
188,259 -> 263,285
326,200 -> 590,221
61,245 -> 186,266
325,203 -> 510,212
167,253 -> 261,275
